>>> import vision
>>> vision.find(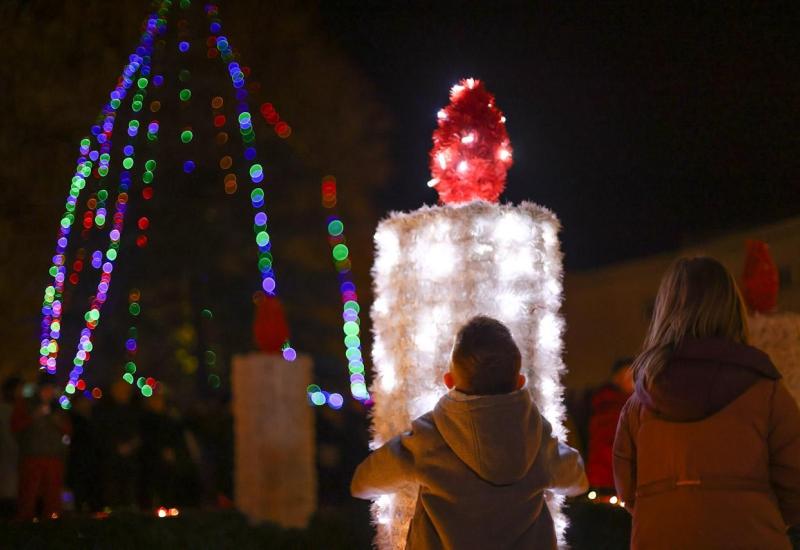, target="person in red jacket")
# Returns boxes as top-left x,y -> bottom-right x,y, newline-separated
11,375 -> 72,520
586,357 -> 634,491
